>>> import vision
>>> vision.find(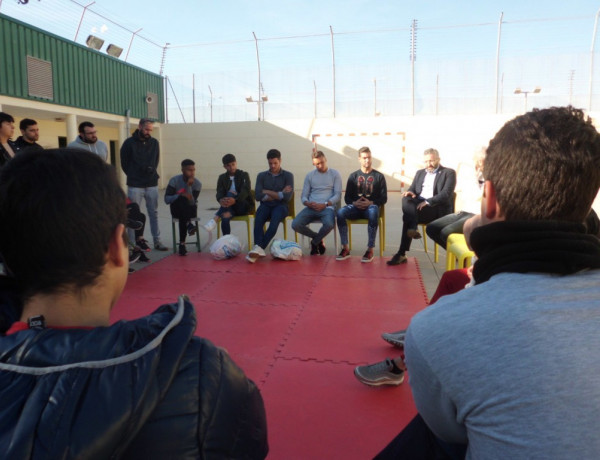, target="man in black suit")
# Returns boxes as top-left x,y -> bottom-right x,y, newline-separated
388,148 -> 456,265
